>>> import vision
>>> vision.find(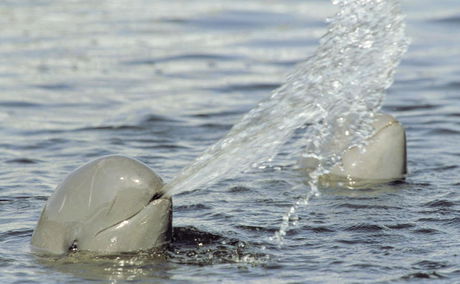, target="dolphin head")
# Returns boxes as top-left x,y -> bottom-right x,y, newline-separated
301,113 -> 407,186
329,113 -> 407,182
31,155 -> 172,255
